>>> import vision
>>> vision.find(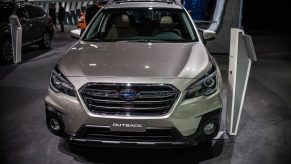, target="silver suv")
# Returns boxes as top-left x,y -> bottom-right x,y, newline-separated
45,0 -> 223,147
